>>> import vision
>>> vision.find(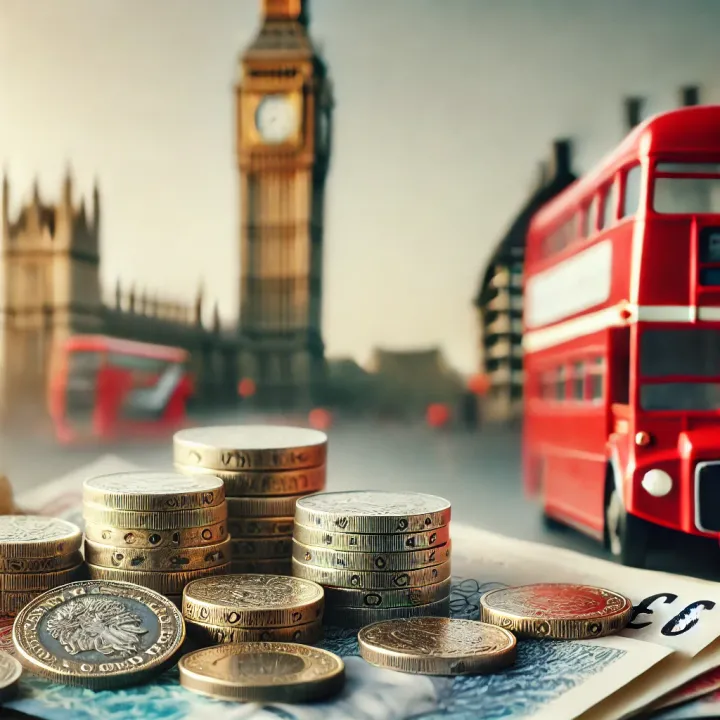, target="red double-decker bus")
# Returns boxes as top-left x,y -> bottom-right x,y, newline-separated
48,335 -> 193,444
522,105 -> 720,567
